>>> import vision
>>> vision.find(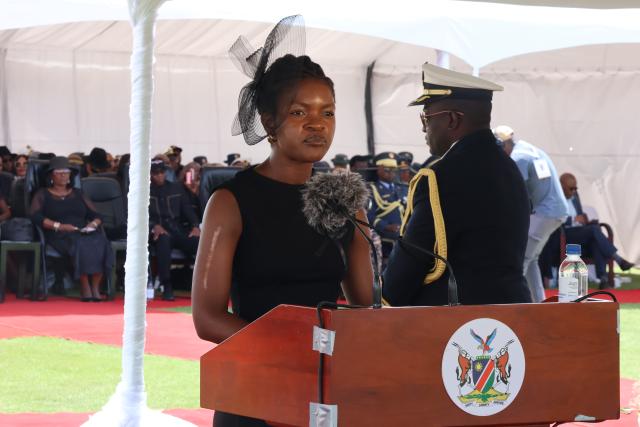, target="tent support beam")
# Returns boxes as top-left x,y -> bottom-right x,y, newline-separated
365,60 -> 376,156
